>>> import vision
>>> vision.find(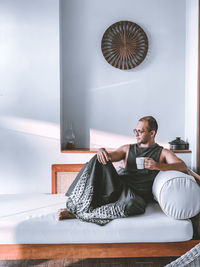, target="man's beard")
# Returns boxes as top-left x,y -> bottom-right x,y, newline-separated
136,138 -> 142,145
137,138 -> 148,145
